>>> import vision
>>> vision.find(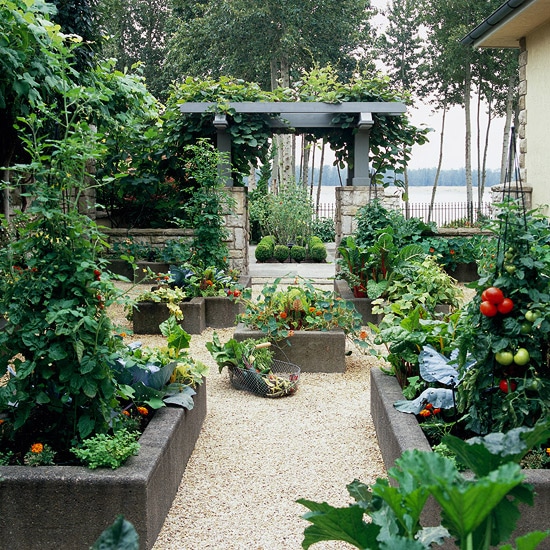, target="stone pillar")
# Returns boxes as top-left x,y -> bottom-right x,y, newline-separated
225,187 -> 249,274
490,184 -> 532,211
214,114 -> 234,187
335,186 -> 401,249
